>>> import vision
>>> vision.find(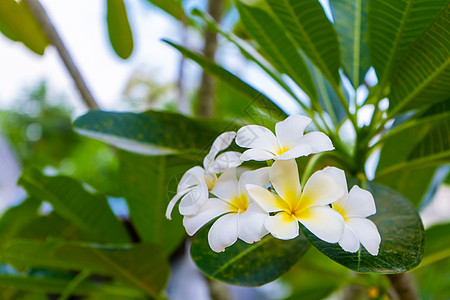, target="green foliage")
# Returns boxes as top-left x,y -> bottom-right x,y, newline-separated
18,169 -> 130,243
107,0 -> 134,59
191,225 -> 310,286
119,151 -> 193,253
0,0 -> 48,54
301,182 -> 424,273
